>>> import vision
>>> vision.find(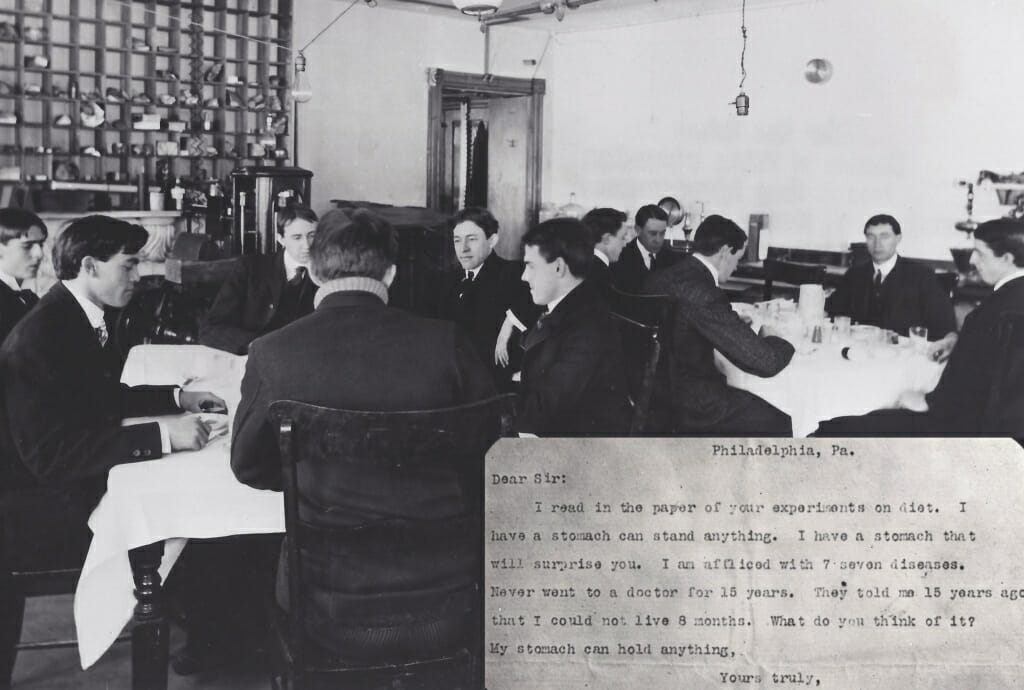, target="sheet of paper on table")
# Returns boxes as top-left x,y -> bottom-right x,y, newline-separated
485,438 -> 1024,689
